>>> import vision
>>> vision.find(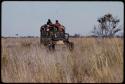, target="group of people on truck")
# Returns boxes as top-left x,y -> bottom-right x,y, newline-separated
41,19 -> 65,35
